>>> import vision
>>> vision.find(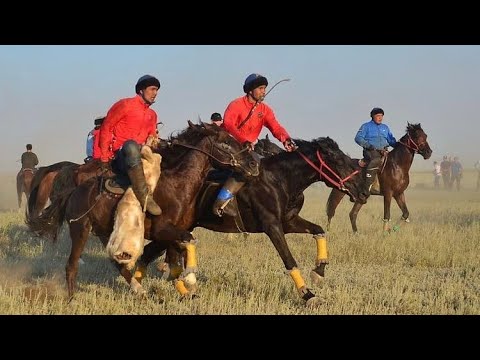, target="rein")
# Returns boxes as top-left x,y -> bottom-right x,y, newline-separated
398,133 -> 420,153
297,150 -> 359,191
